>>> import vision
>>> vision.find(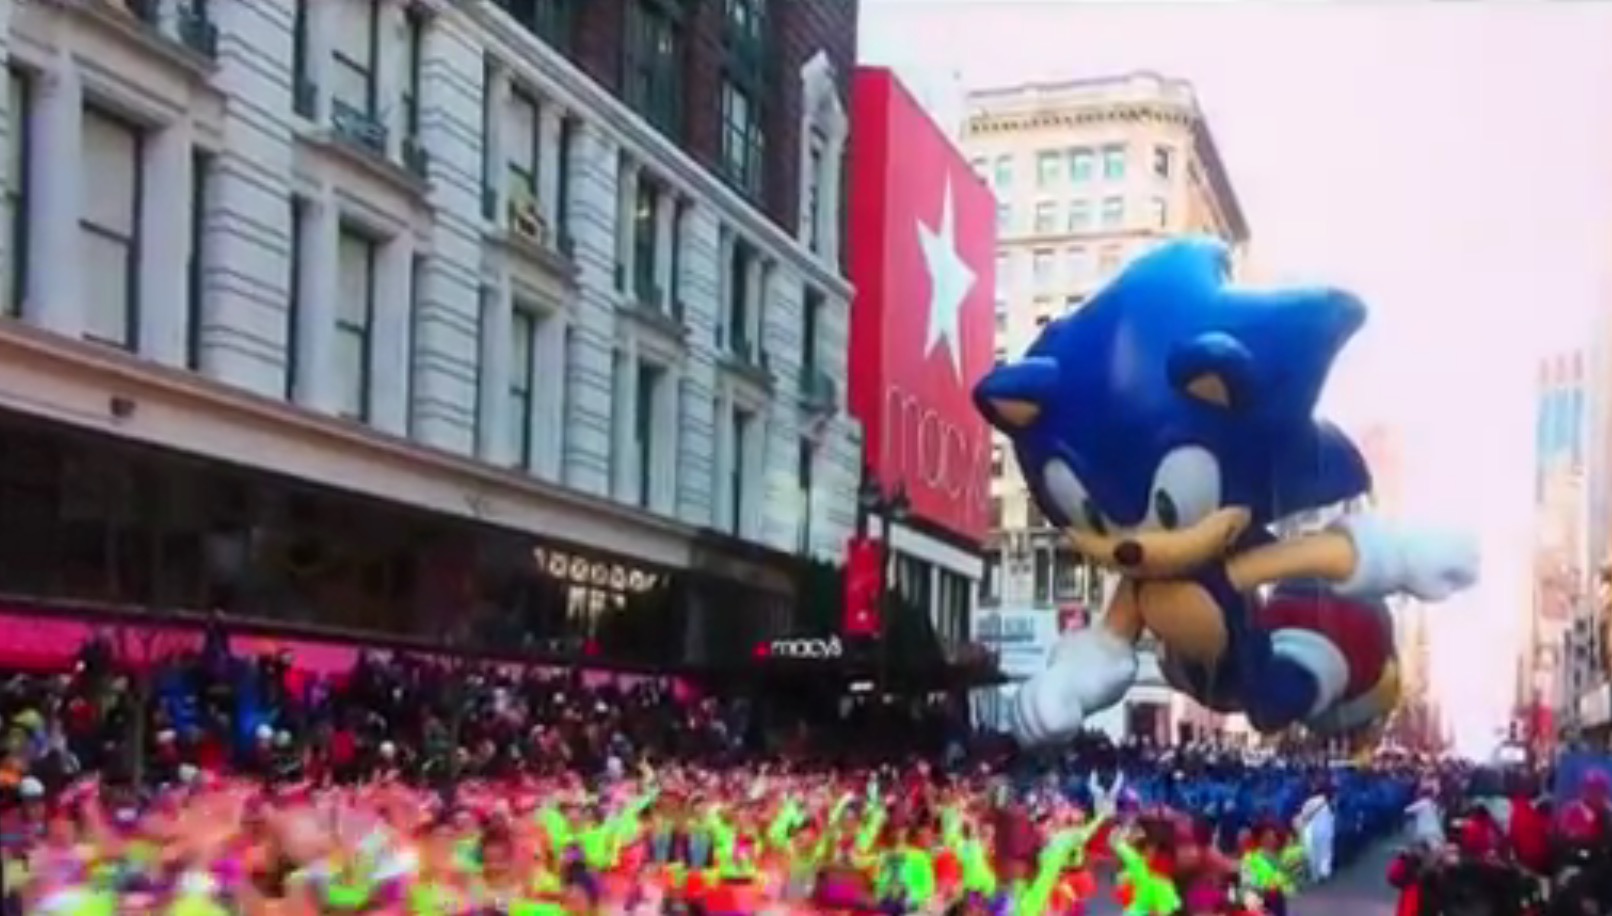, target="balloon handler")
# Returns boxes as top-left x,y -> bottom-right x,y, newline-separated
973,238 -> 1479,745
